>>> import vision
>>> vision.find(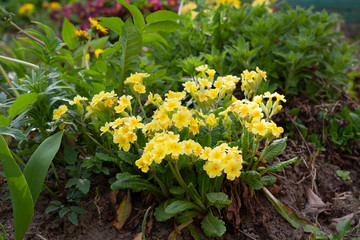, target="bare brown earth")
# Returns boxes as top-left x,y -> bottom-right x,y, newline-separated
1,96 -> 360,240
